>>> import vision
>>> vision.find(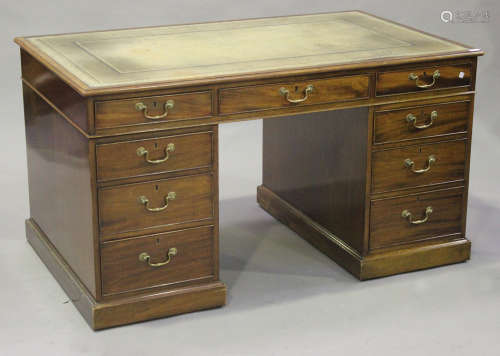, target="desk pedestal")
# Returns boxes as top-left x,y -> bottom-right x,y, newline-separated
260,108 -> 471,279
